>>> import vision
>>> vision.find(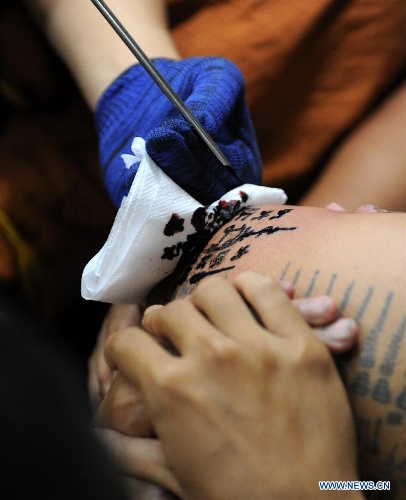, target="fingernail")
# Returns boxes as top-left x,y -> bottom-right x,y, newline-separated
325,202 -> 346,212
325,318 -> 359,341
363,204 -> 389,213
279,280 -> 294,296
299,296 -> 331,318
